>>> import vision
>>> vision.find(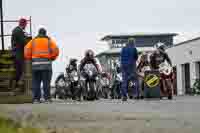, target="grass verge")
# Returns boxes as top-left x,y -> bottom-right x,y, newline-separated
0,117 -> 41,133
0,95 -> 32,104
